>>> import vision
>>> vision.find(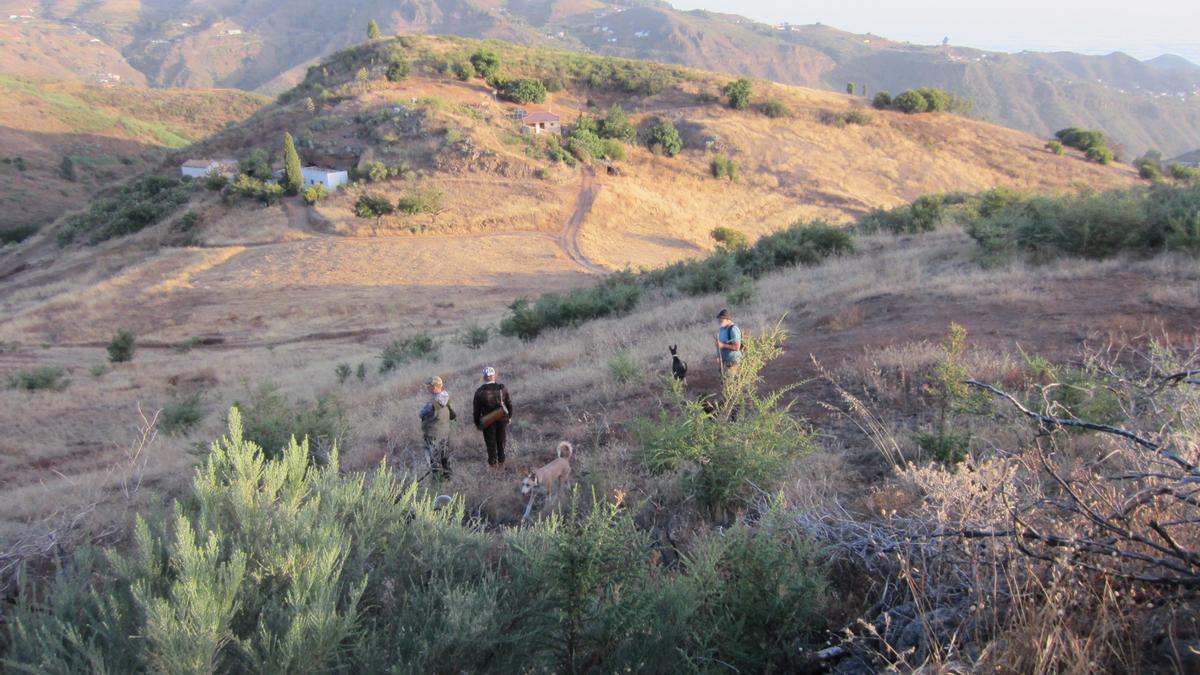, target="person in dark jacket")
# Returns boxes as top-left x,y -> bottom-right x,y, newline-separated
473,366 -> 513,468
418,376 -> 456,481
